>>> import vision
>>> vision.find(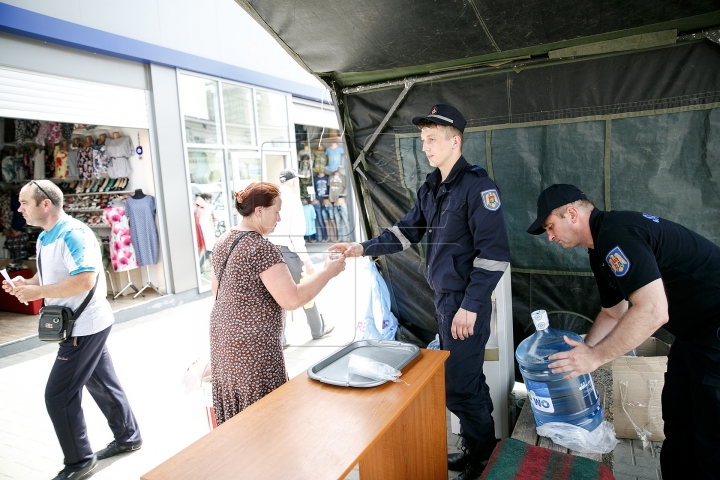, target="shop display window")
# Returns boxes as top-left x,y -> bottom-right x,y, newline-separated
222,84 -> 255,146
179,75 -> 221,145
